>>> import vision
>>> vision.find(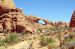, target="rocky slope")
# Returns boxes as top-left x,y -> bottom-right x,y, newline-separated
0,0 -> 75,49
